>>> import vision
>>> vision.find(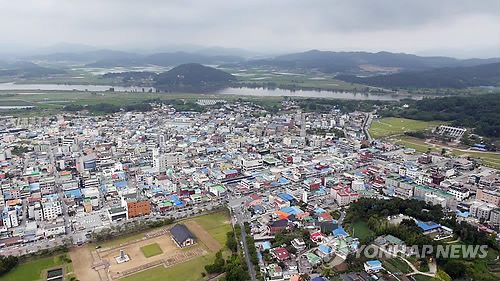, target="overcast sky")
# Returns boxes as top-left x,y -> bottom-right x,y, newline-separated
1,0 -> 499,58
